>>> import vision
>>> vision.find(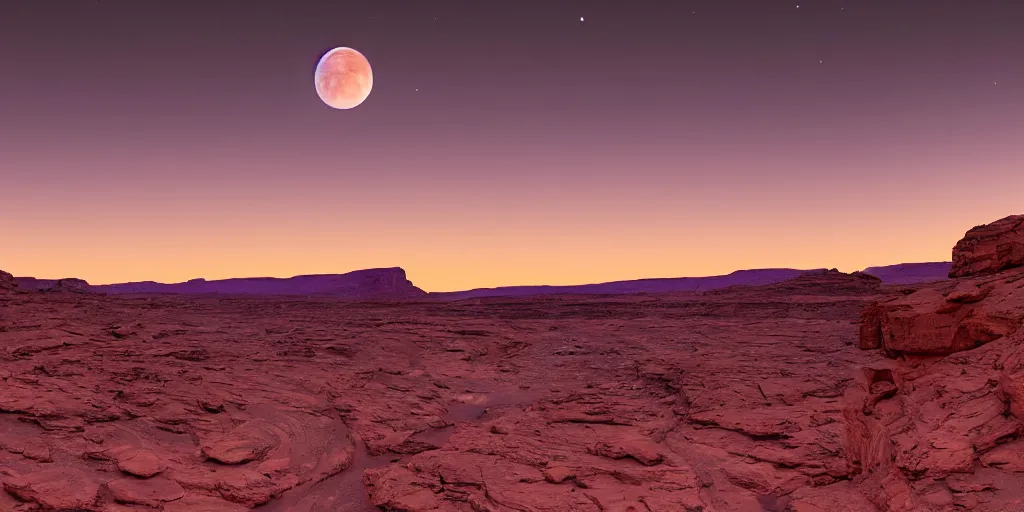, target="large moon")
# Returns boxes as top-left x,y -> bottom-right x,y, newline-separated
314,47 -> 372,110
